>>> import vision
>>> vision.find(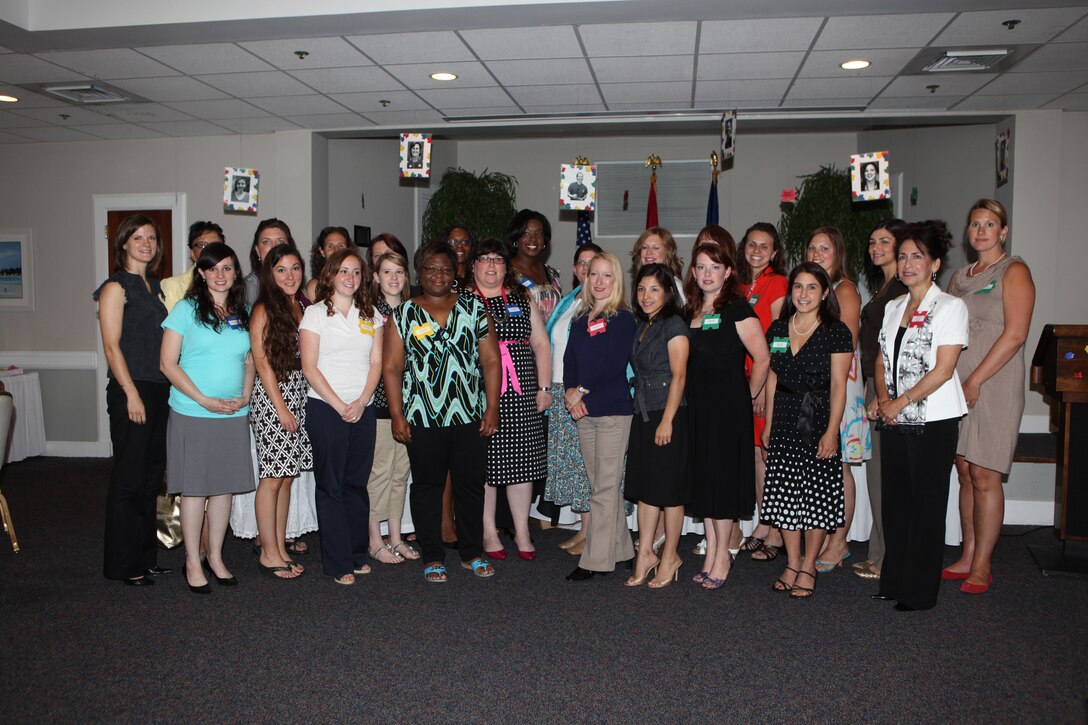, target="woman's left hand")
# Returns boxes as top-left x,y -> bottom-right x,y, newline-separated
535,389 -> 553,413
878,396 -> 906,425
752,391 -> 765,418
341,399 -> 364,423
816,430 -> 838,460
962,377 -> 981,408
654,420 -> 673,446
